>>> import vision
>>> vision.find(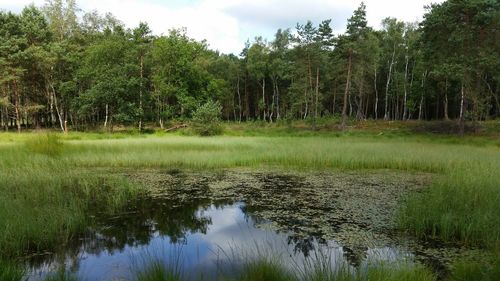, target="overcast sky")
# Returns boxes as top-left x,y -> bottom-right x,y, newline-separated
1,0 -> 444,54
